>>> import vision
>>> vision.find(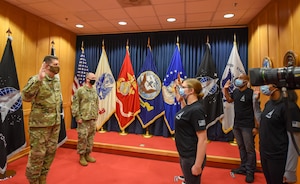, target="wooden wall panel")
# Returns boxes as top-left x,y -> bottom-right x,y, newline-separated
0,0 -> 76,155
